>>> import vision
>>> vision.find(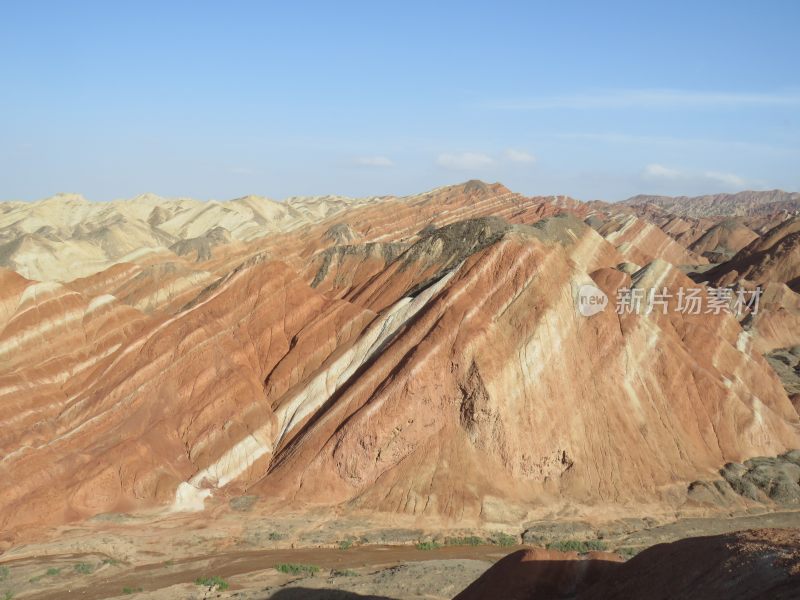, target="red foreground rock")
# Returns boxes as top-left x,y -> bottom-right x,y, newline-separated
455,528 -> 800,600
